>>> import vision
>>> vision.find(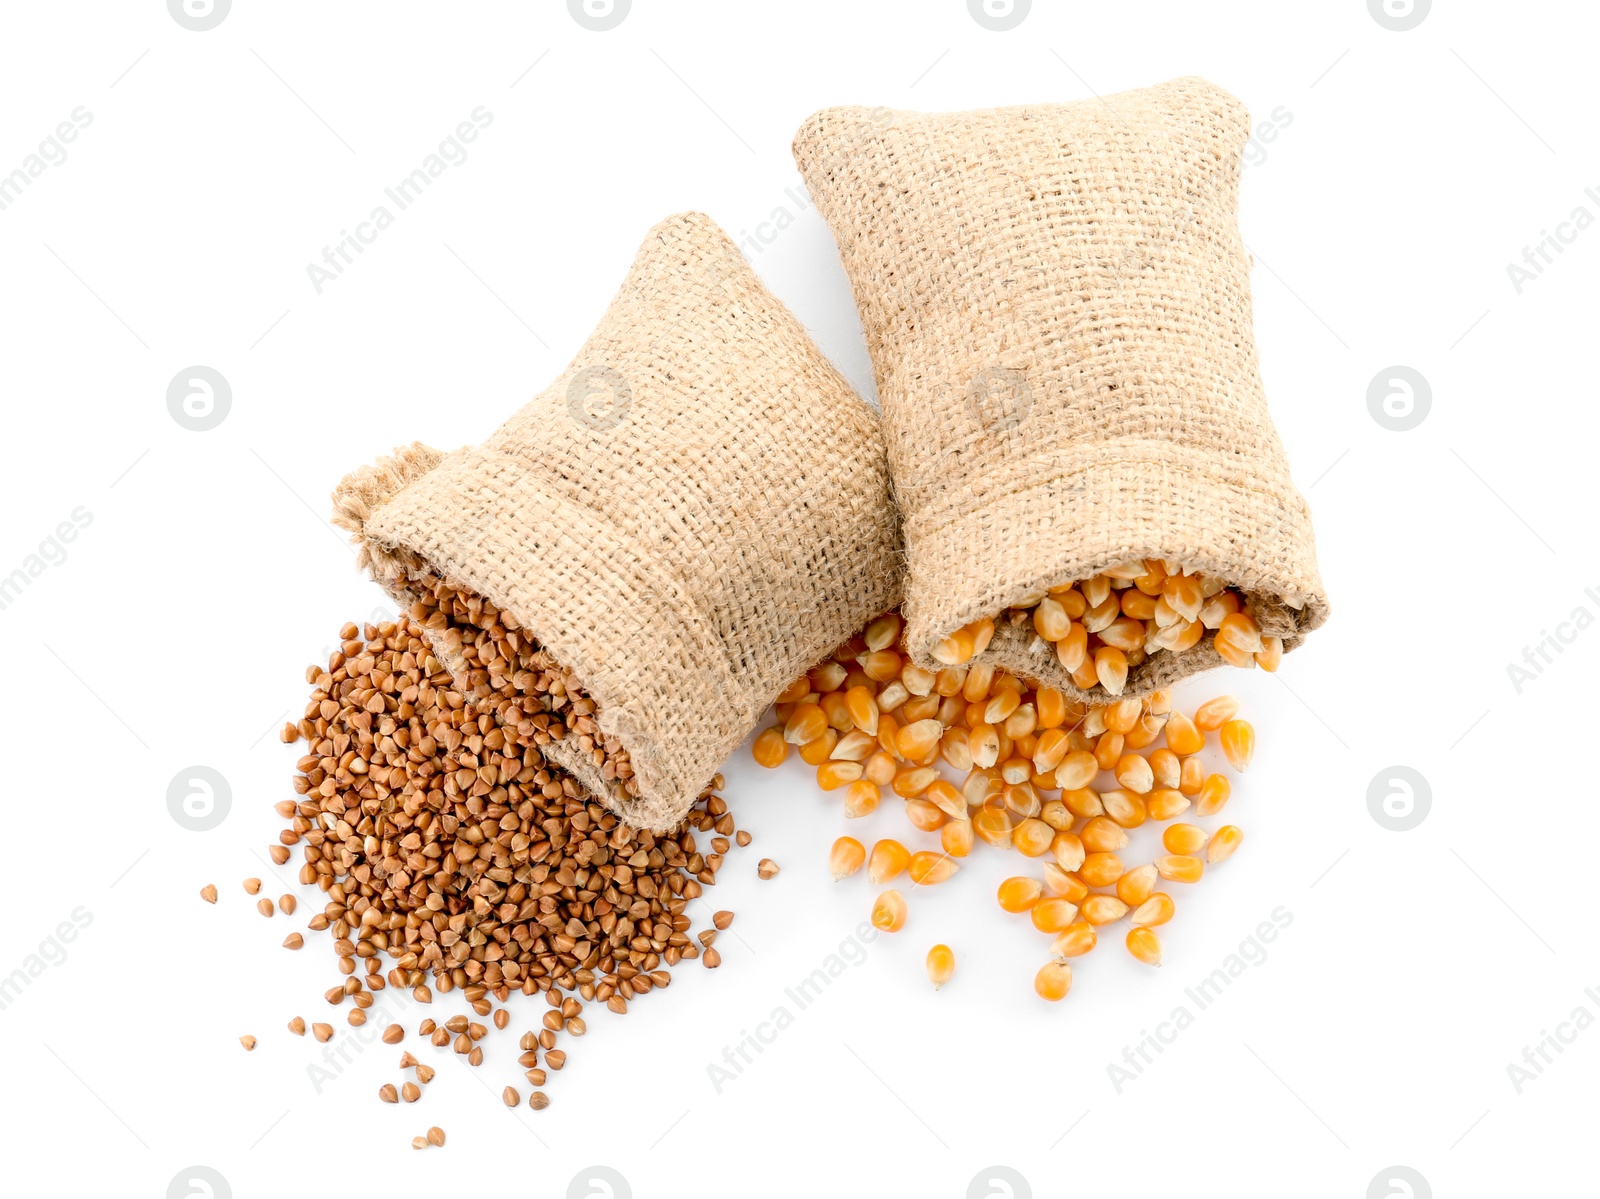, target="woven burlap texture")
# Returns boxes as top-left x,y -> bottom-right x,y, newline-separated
331,212 -> 902,832
793,76 -> 1329,700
